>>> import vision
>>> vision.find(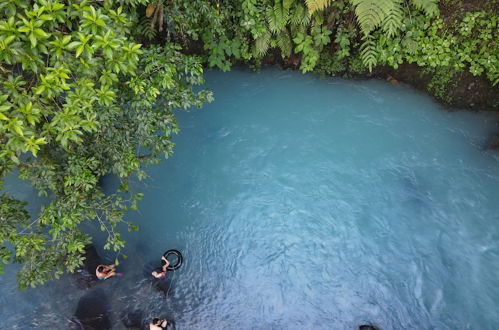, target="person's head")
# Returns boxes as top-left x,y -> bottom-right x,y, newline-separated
97,266 -> 104,272
152,318 -> 161,325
